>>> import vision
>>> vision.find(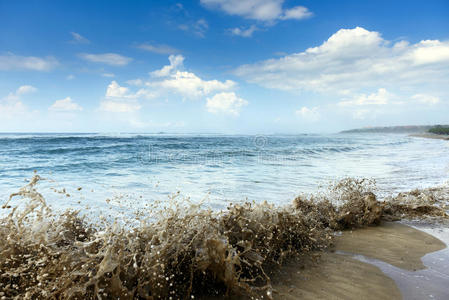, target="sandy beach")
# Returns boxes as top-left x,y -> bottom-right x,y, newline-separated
2,175 -> 449,299
271,222 -> 448,300
410,133 -> 449,141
